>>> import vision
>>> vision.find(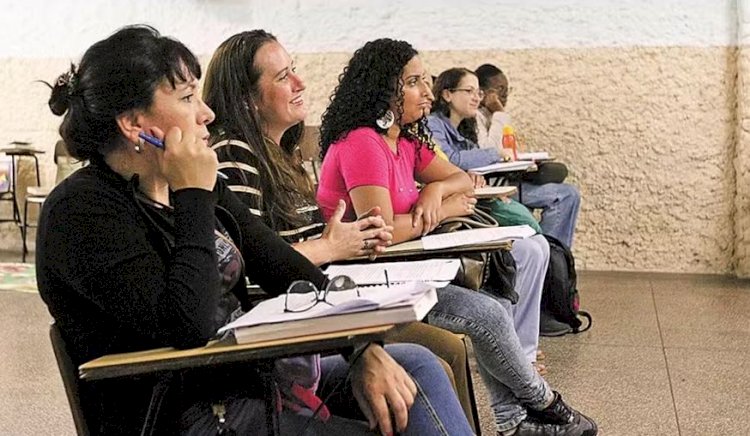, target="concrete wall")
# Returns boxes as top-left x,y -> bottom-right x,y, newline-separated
0,0 -> 742,274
